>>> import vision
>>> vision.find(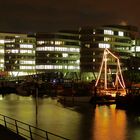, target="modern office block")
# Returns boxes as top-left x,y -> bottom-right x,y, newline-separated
35,31 -> 80,80
0,33 -> 36,79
